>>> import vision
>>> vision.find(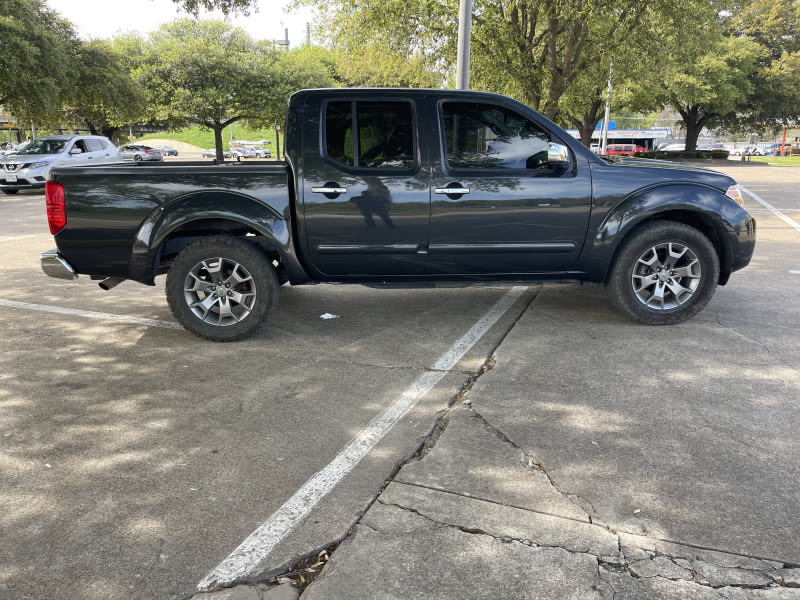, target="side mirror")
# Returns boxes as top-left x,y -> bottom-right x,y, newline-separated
547,142 -> 570,168
70,147 -> 83,155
